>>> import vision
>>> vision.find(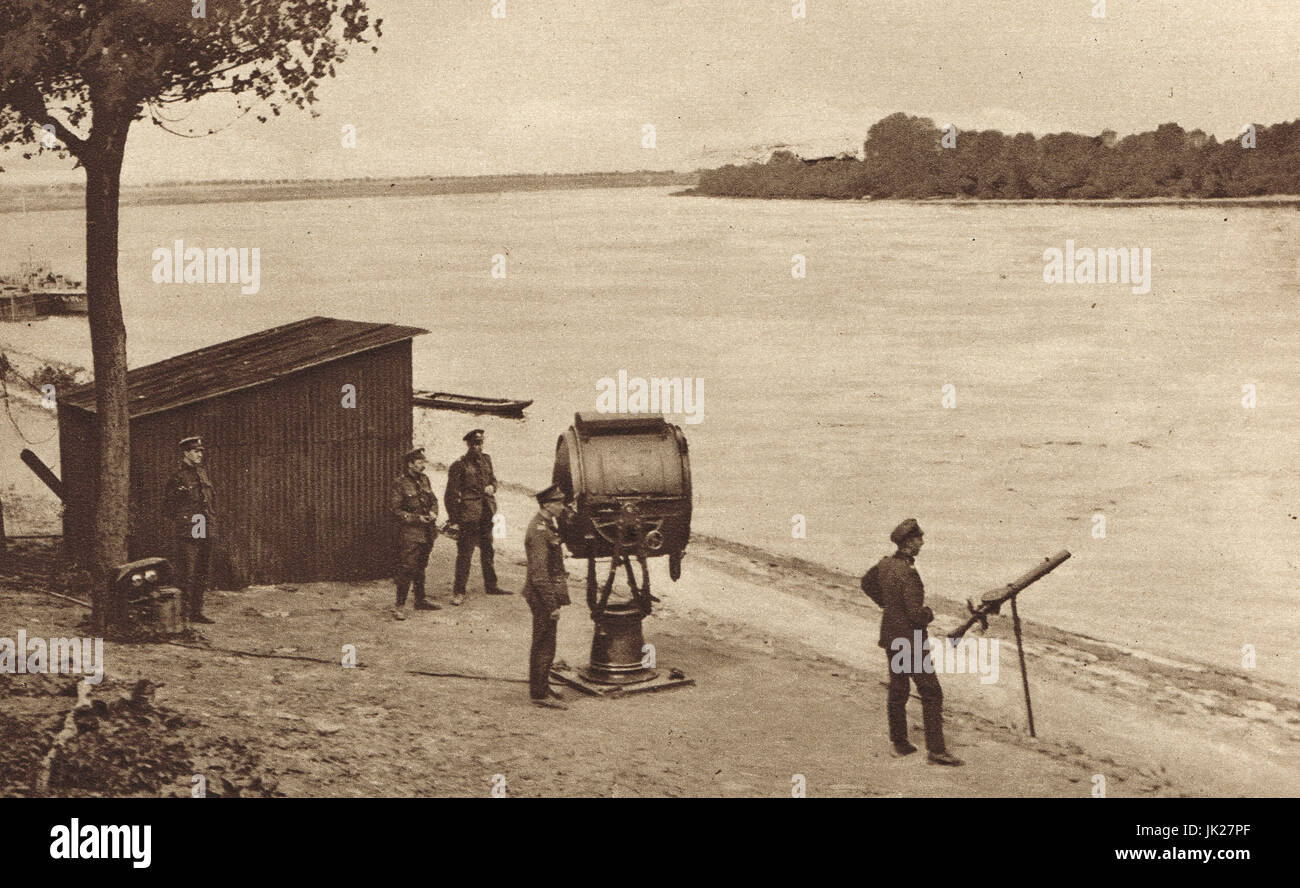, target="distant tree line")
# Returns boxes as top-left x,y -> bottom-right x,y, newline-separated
690,113 -> 1300,199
